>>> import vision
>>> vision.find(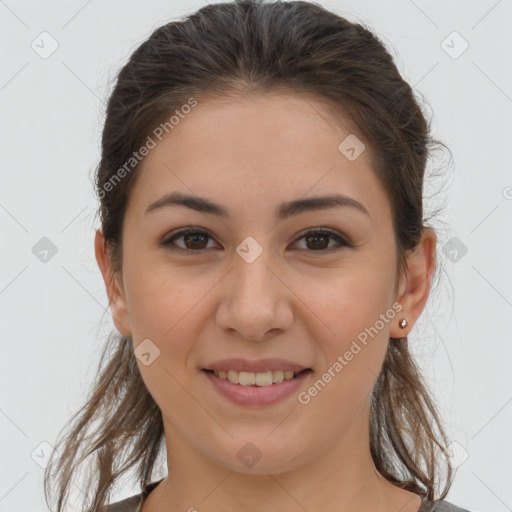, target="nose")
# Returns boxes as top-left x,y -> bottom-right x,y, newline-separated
215,245 -> 294,342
